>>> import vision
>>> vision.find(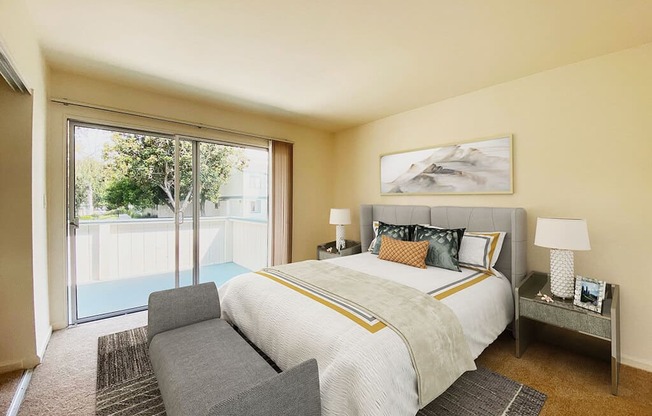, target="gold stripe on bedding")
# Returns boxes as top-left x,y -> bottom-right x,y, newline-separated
431,271 -> 493,300
257,267 -> 493,333
256,270 -> 386,333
